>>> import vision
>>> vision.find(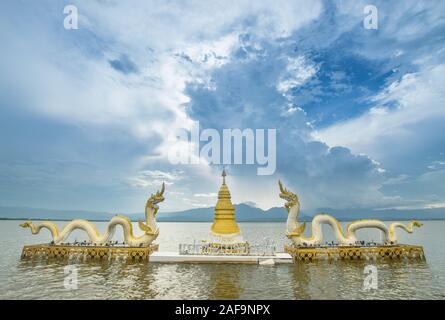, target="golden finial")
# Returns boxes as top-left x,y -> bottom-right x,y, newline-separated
222,168 -> 227,185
